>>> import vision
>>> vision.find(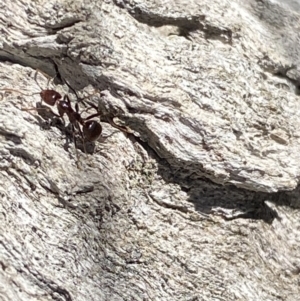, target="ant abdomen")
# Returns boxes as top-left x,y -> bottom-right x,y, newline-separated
83,120 -> 102,142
